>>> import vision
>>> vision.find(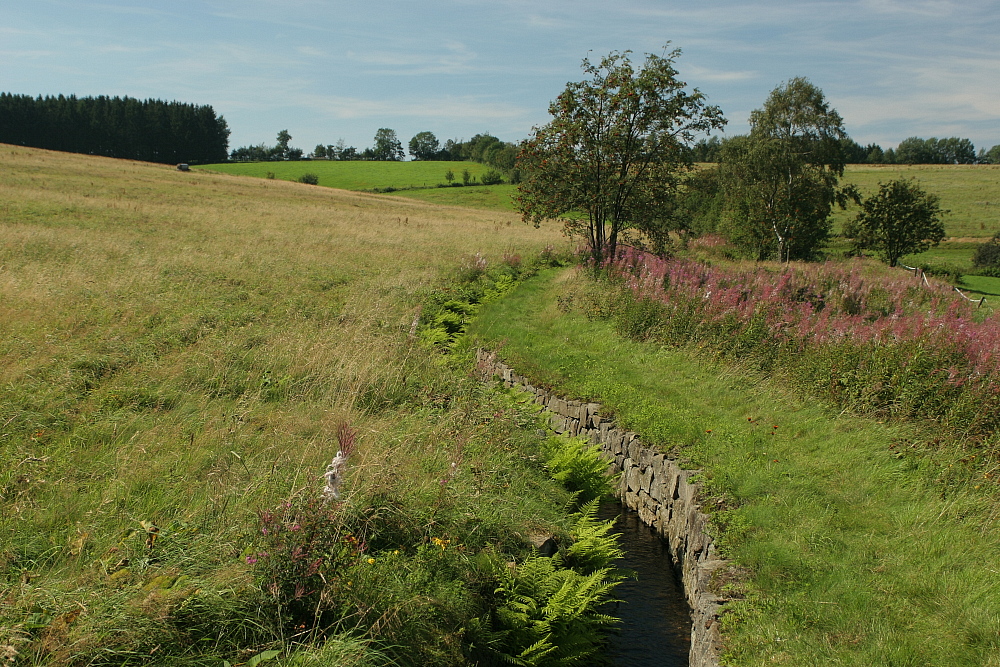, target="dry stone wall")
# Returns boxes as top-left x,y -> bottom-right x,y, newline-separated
476,349 -> 725,667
